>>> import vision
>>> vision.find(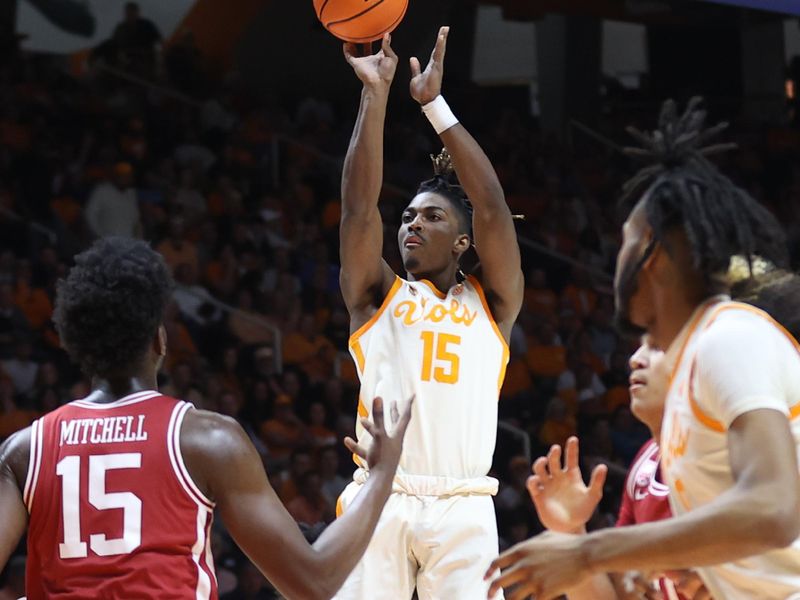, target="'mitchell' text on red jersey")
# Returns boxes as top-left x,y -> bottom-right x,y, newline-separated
24,391 -> 218,600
